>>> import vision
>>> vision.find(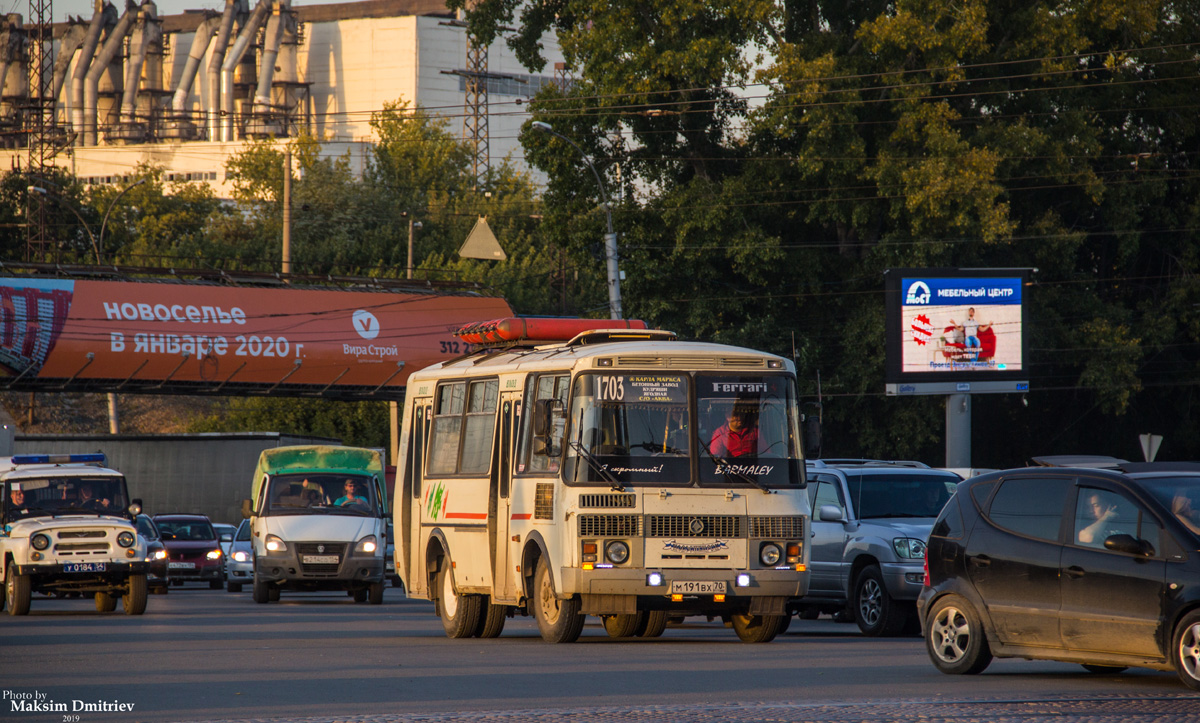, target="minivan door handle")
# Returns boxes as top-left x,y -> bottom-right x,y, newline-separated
1064,566 -> 1086,579
969,555 -> 991,568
